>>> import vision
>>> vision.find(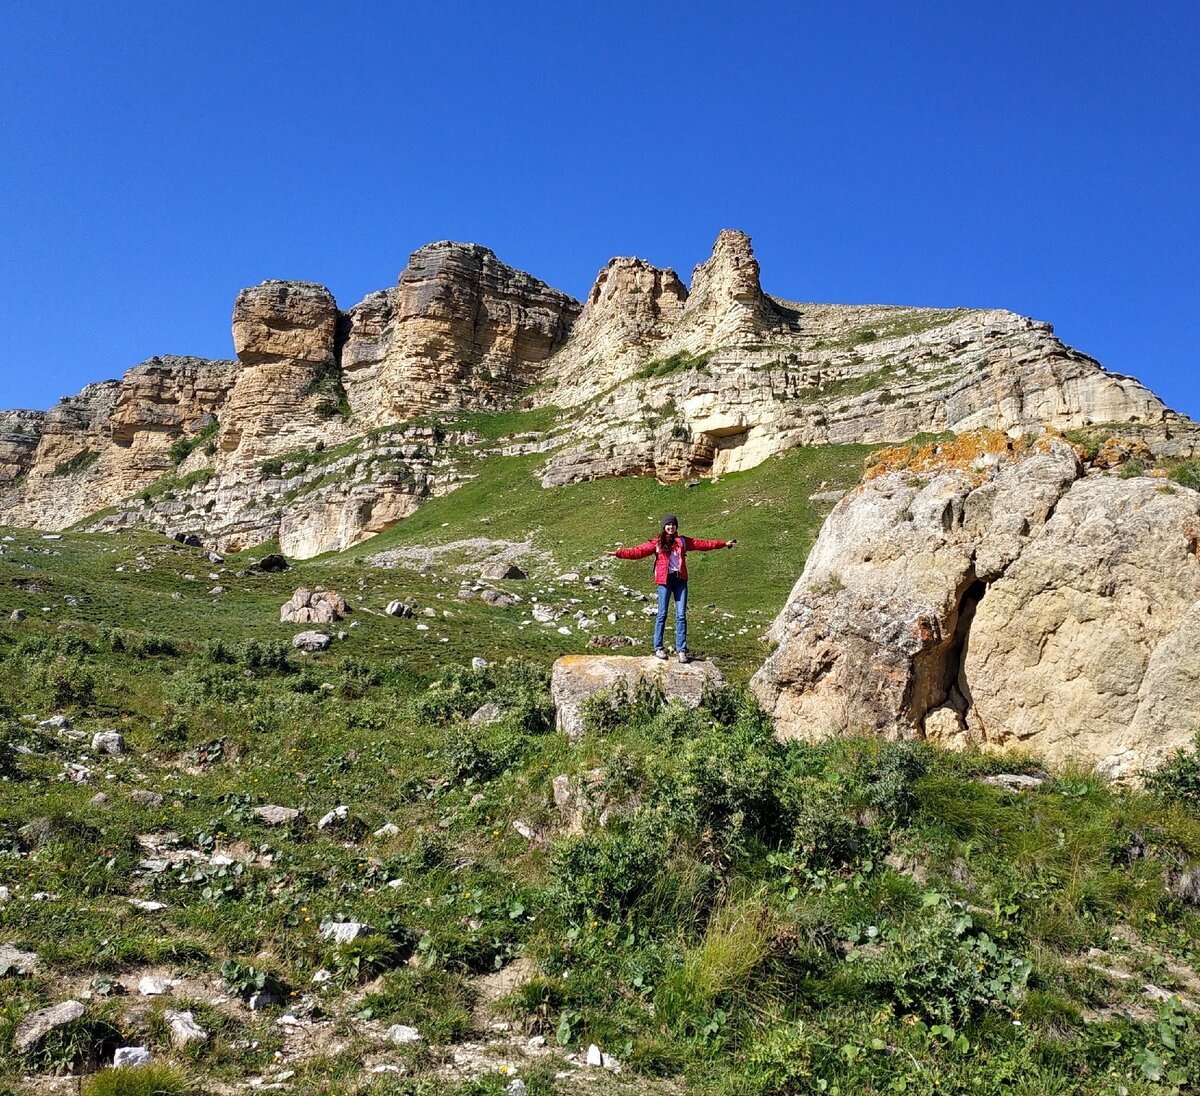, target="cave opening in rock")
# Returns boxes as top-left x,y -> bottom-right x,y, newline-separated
943,578 -> 987,715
